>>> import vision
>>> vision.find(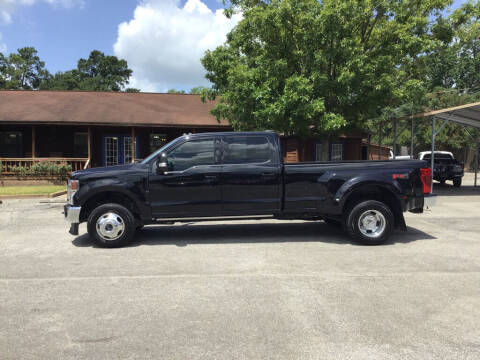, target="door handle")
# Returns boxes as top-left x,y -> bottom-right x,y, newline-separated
261,172 -> 276,178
